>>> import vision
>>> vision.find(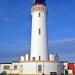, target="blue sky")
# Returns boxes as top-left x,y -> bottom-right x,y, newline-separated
0,0 -> 75,62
